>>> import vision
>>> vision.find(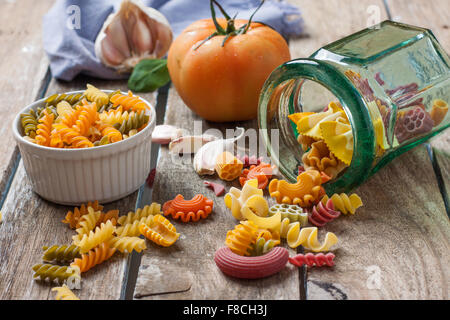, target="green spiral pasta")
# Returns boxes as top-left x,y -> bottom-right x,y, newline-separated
36,106 -> 58,120
32,263 -> 80,284
249,238 -> 276,256
113,111 -> 149,134
20,109 -> 38,138
42,245 -> 81,263
44,93 -> 85,107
